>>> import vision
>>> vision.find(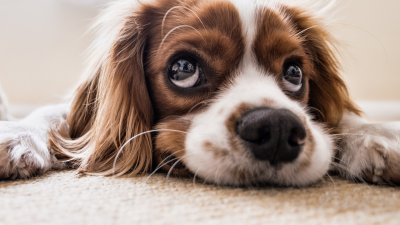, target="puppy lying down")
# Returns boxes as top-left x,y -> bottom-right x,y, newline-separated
0,0 -> 399,187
